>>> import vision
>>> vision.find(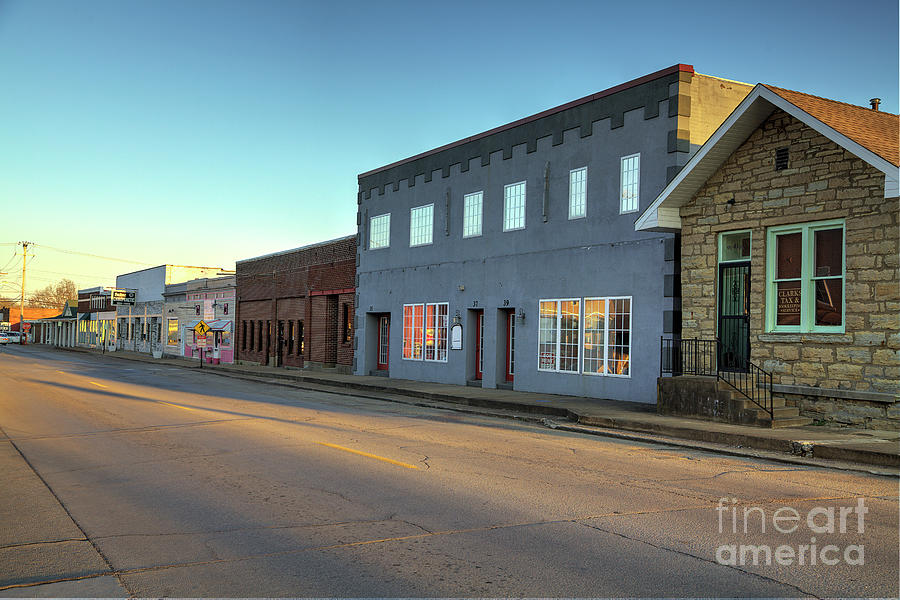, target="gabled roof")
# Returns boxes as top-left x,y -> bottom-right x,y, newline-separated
764,85 -> 899,167
635,84 -> 900,232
